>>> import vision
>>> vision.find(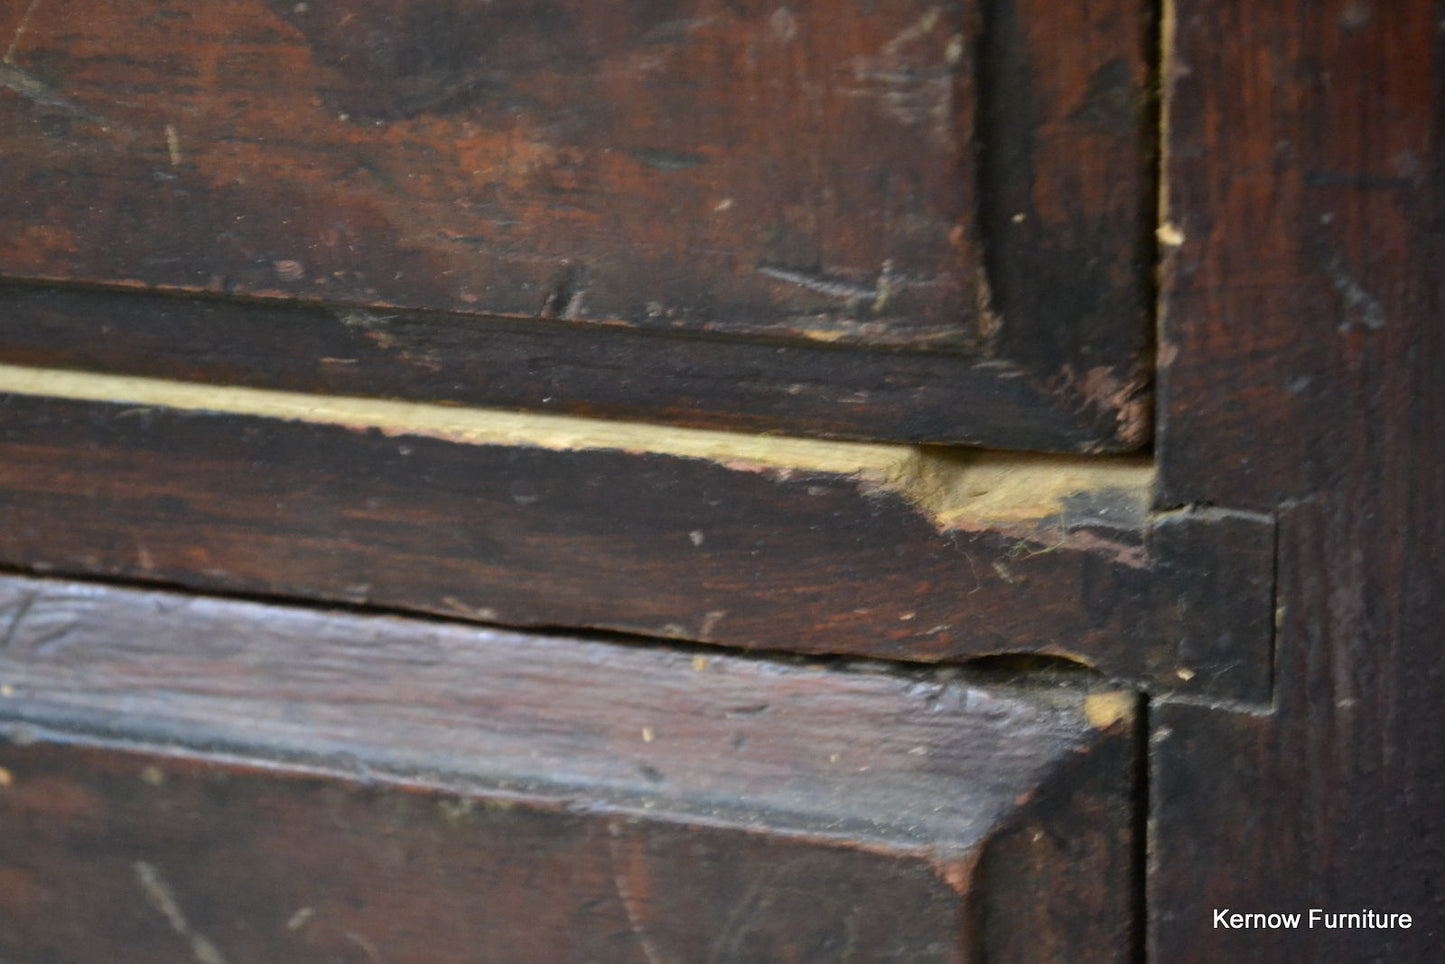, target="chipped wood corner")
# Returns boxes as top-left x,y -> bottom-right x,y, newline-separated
1083,691 -> 1135,731
0,363 -> 1154,533
882,448 -> 1153,533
